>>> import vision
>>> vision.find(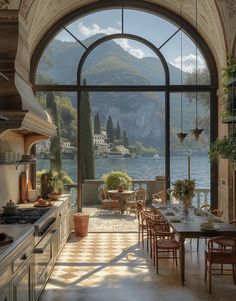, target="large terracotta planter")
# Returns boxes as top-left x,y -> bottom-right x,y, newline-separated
74,213 -> 89,237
